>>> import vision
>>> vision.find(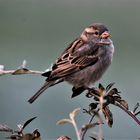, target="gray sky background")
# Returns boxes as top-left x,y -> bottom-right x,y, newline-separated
0,0 -> 140,139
